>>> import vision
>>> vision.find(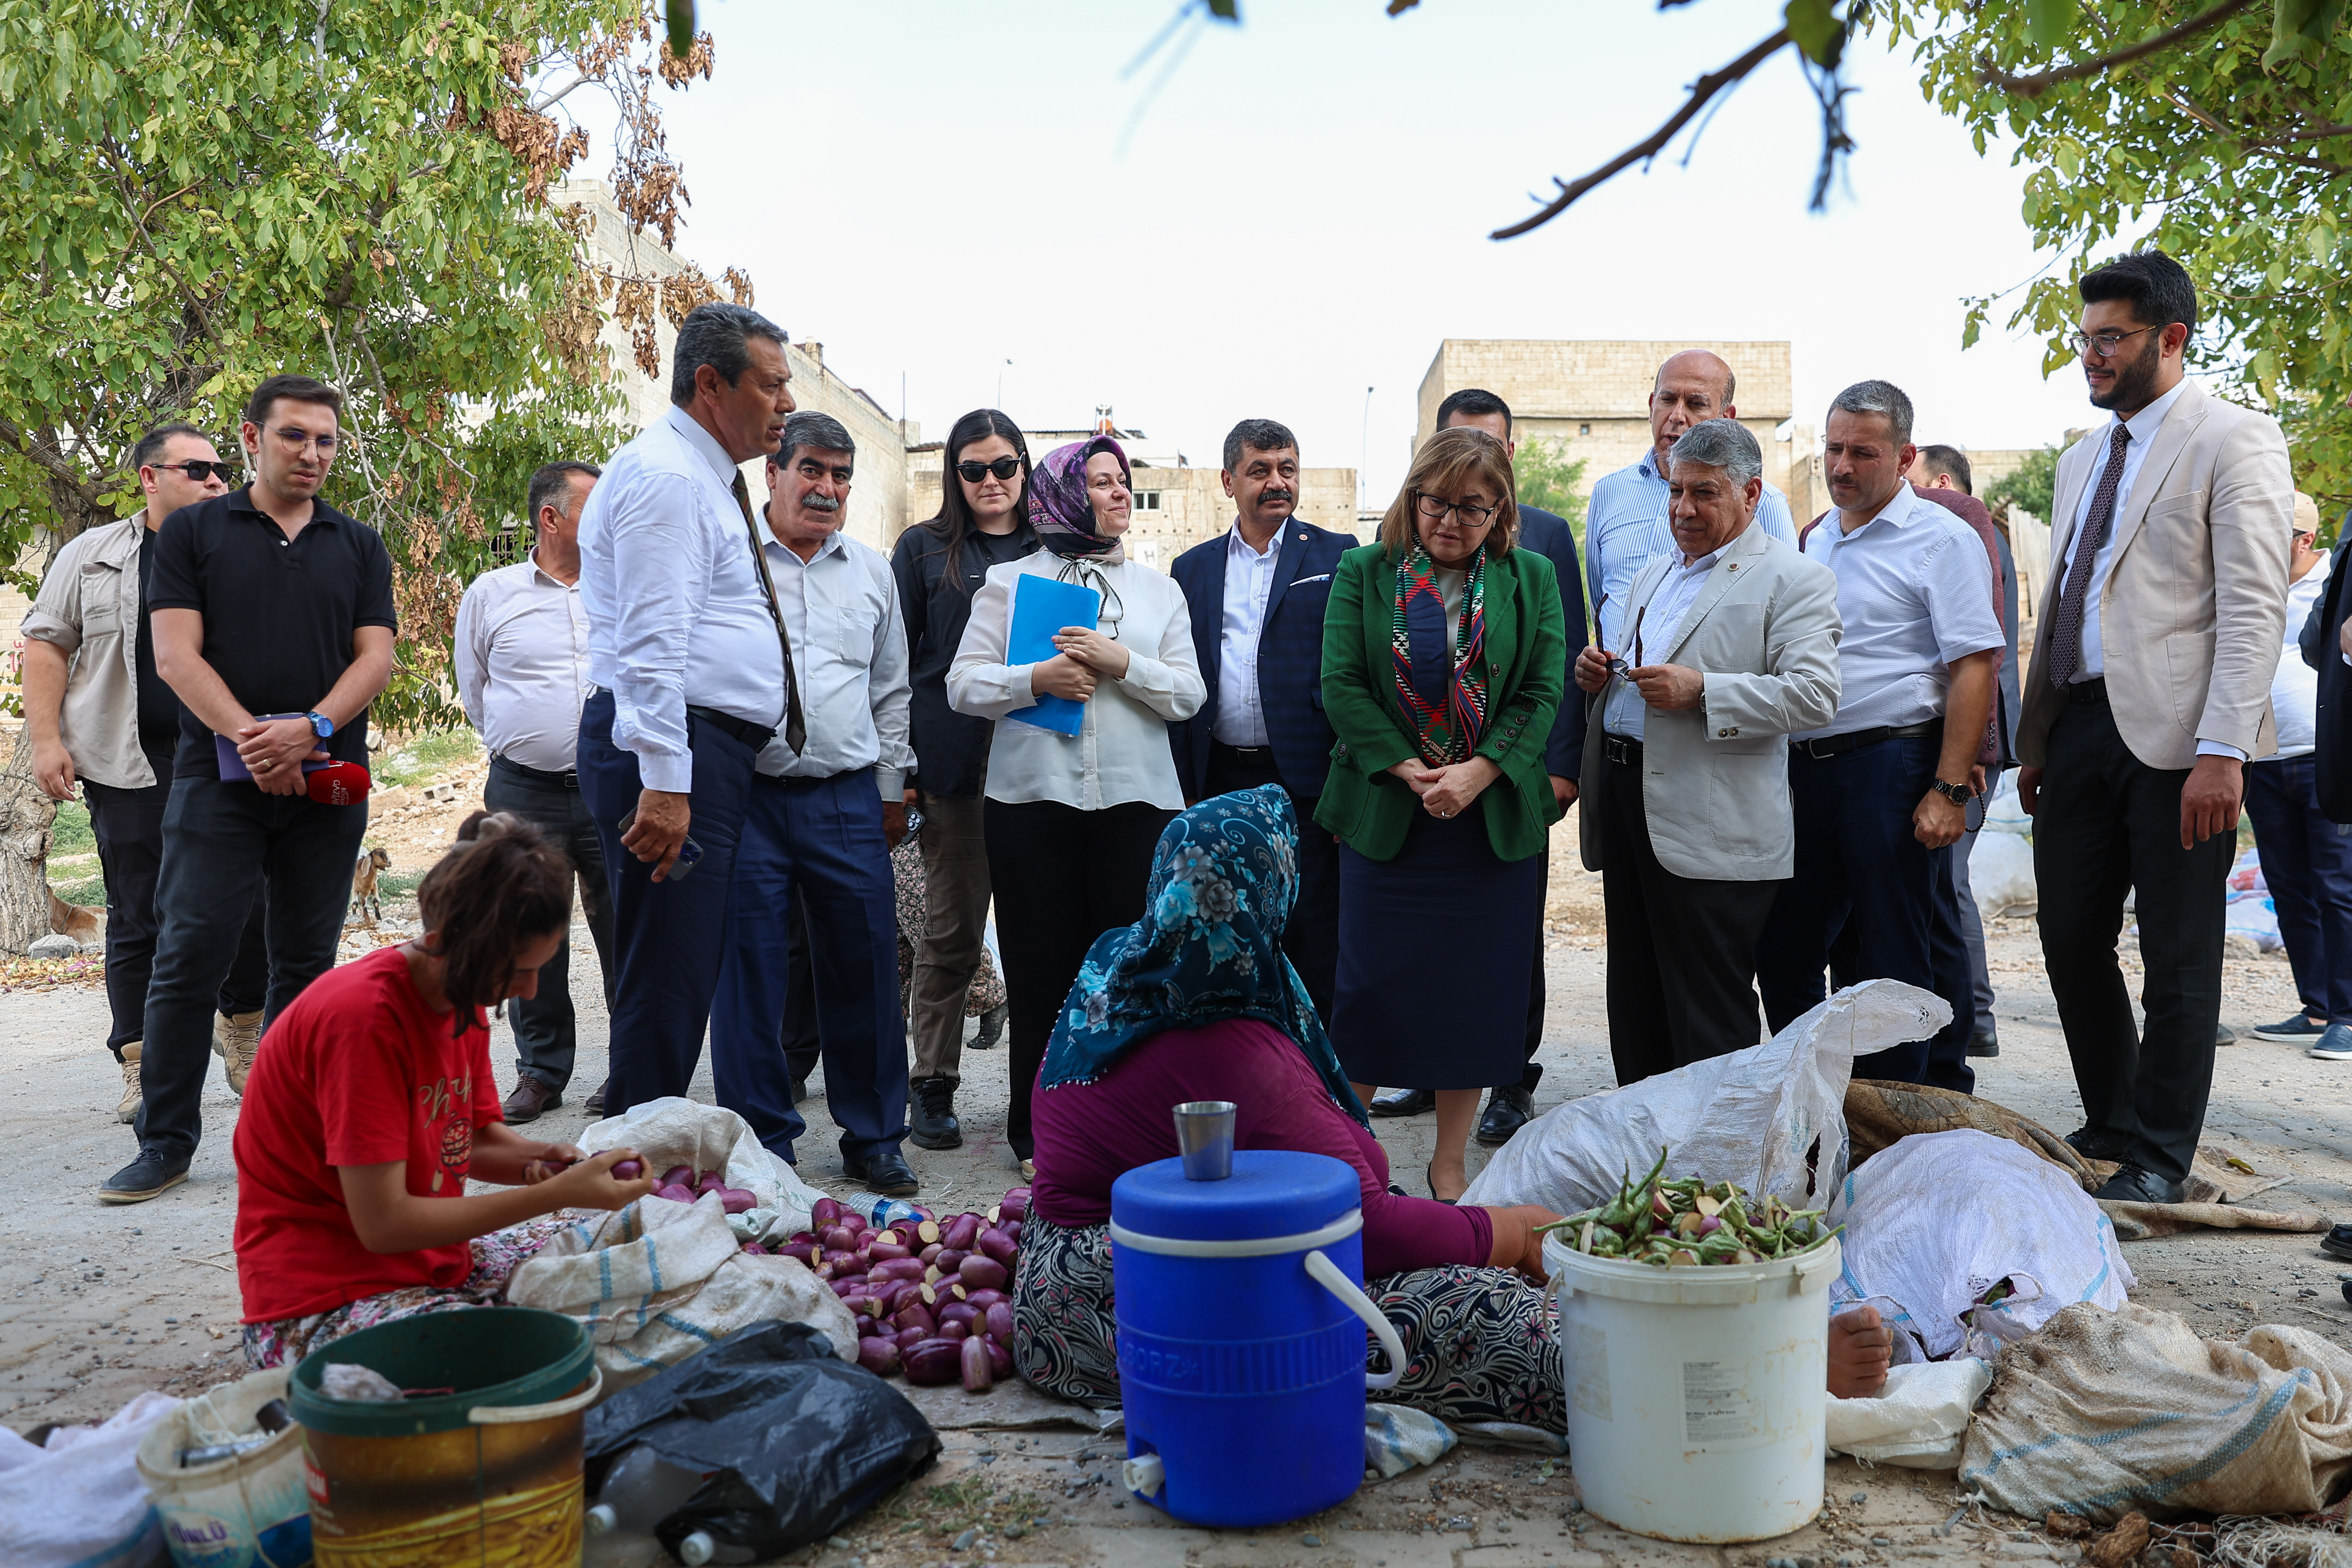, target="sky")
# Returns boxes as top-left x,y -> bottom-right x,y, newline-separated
628,0 -> 2104,502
